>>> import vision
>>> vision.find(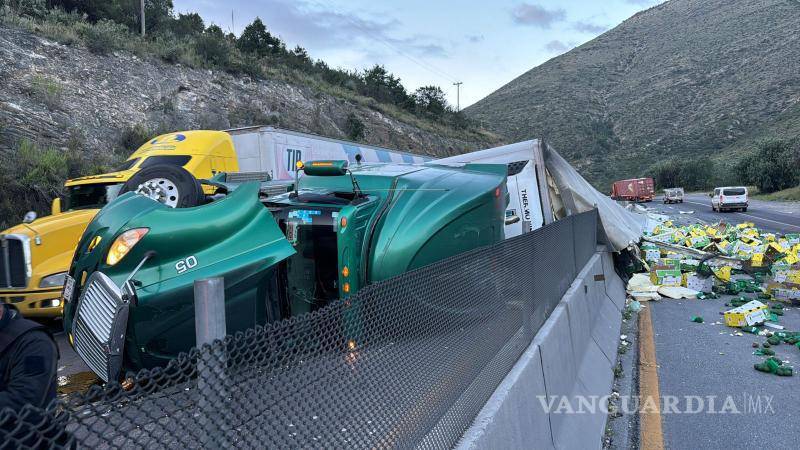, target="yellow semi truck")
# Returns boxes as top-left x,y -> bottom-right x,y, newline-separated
0,127 -> 428,319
